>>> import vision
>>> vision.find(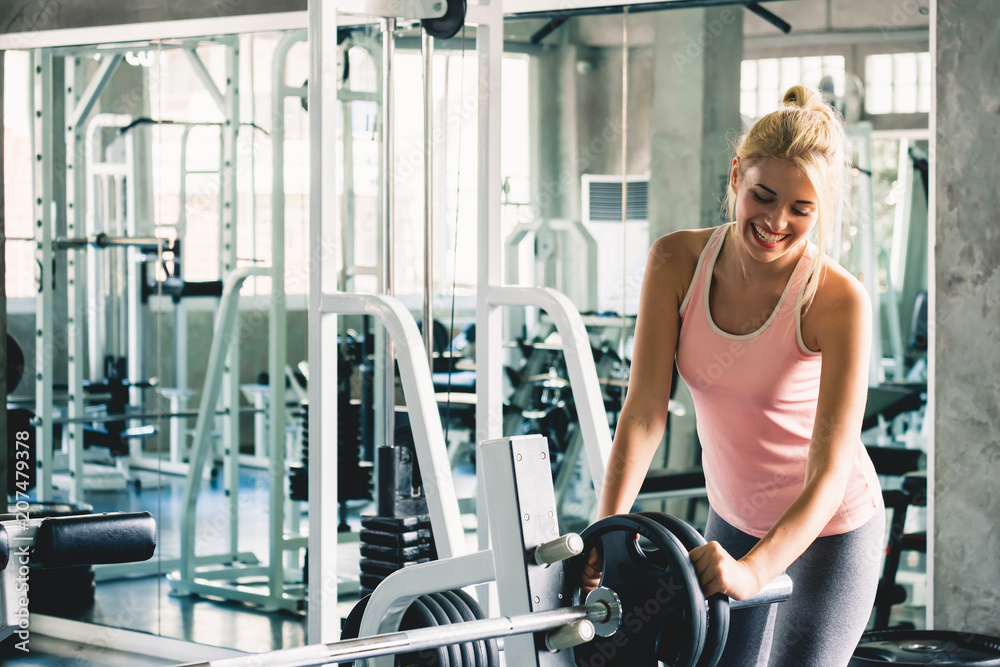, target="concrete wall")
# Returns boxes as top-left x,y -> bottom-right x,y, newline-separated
932,0 -> 1000,635
0,0 -> 305,34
